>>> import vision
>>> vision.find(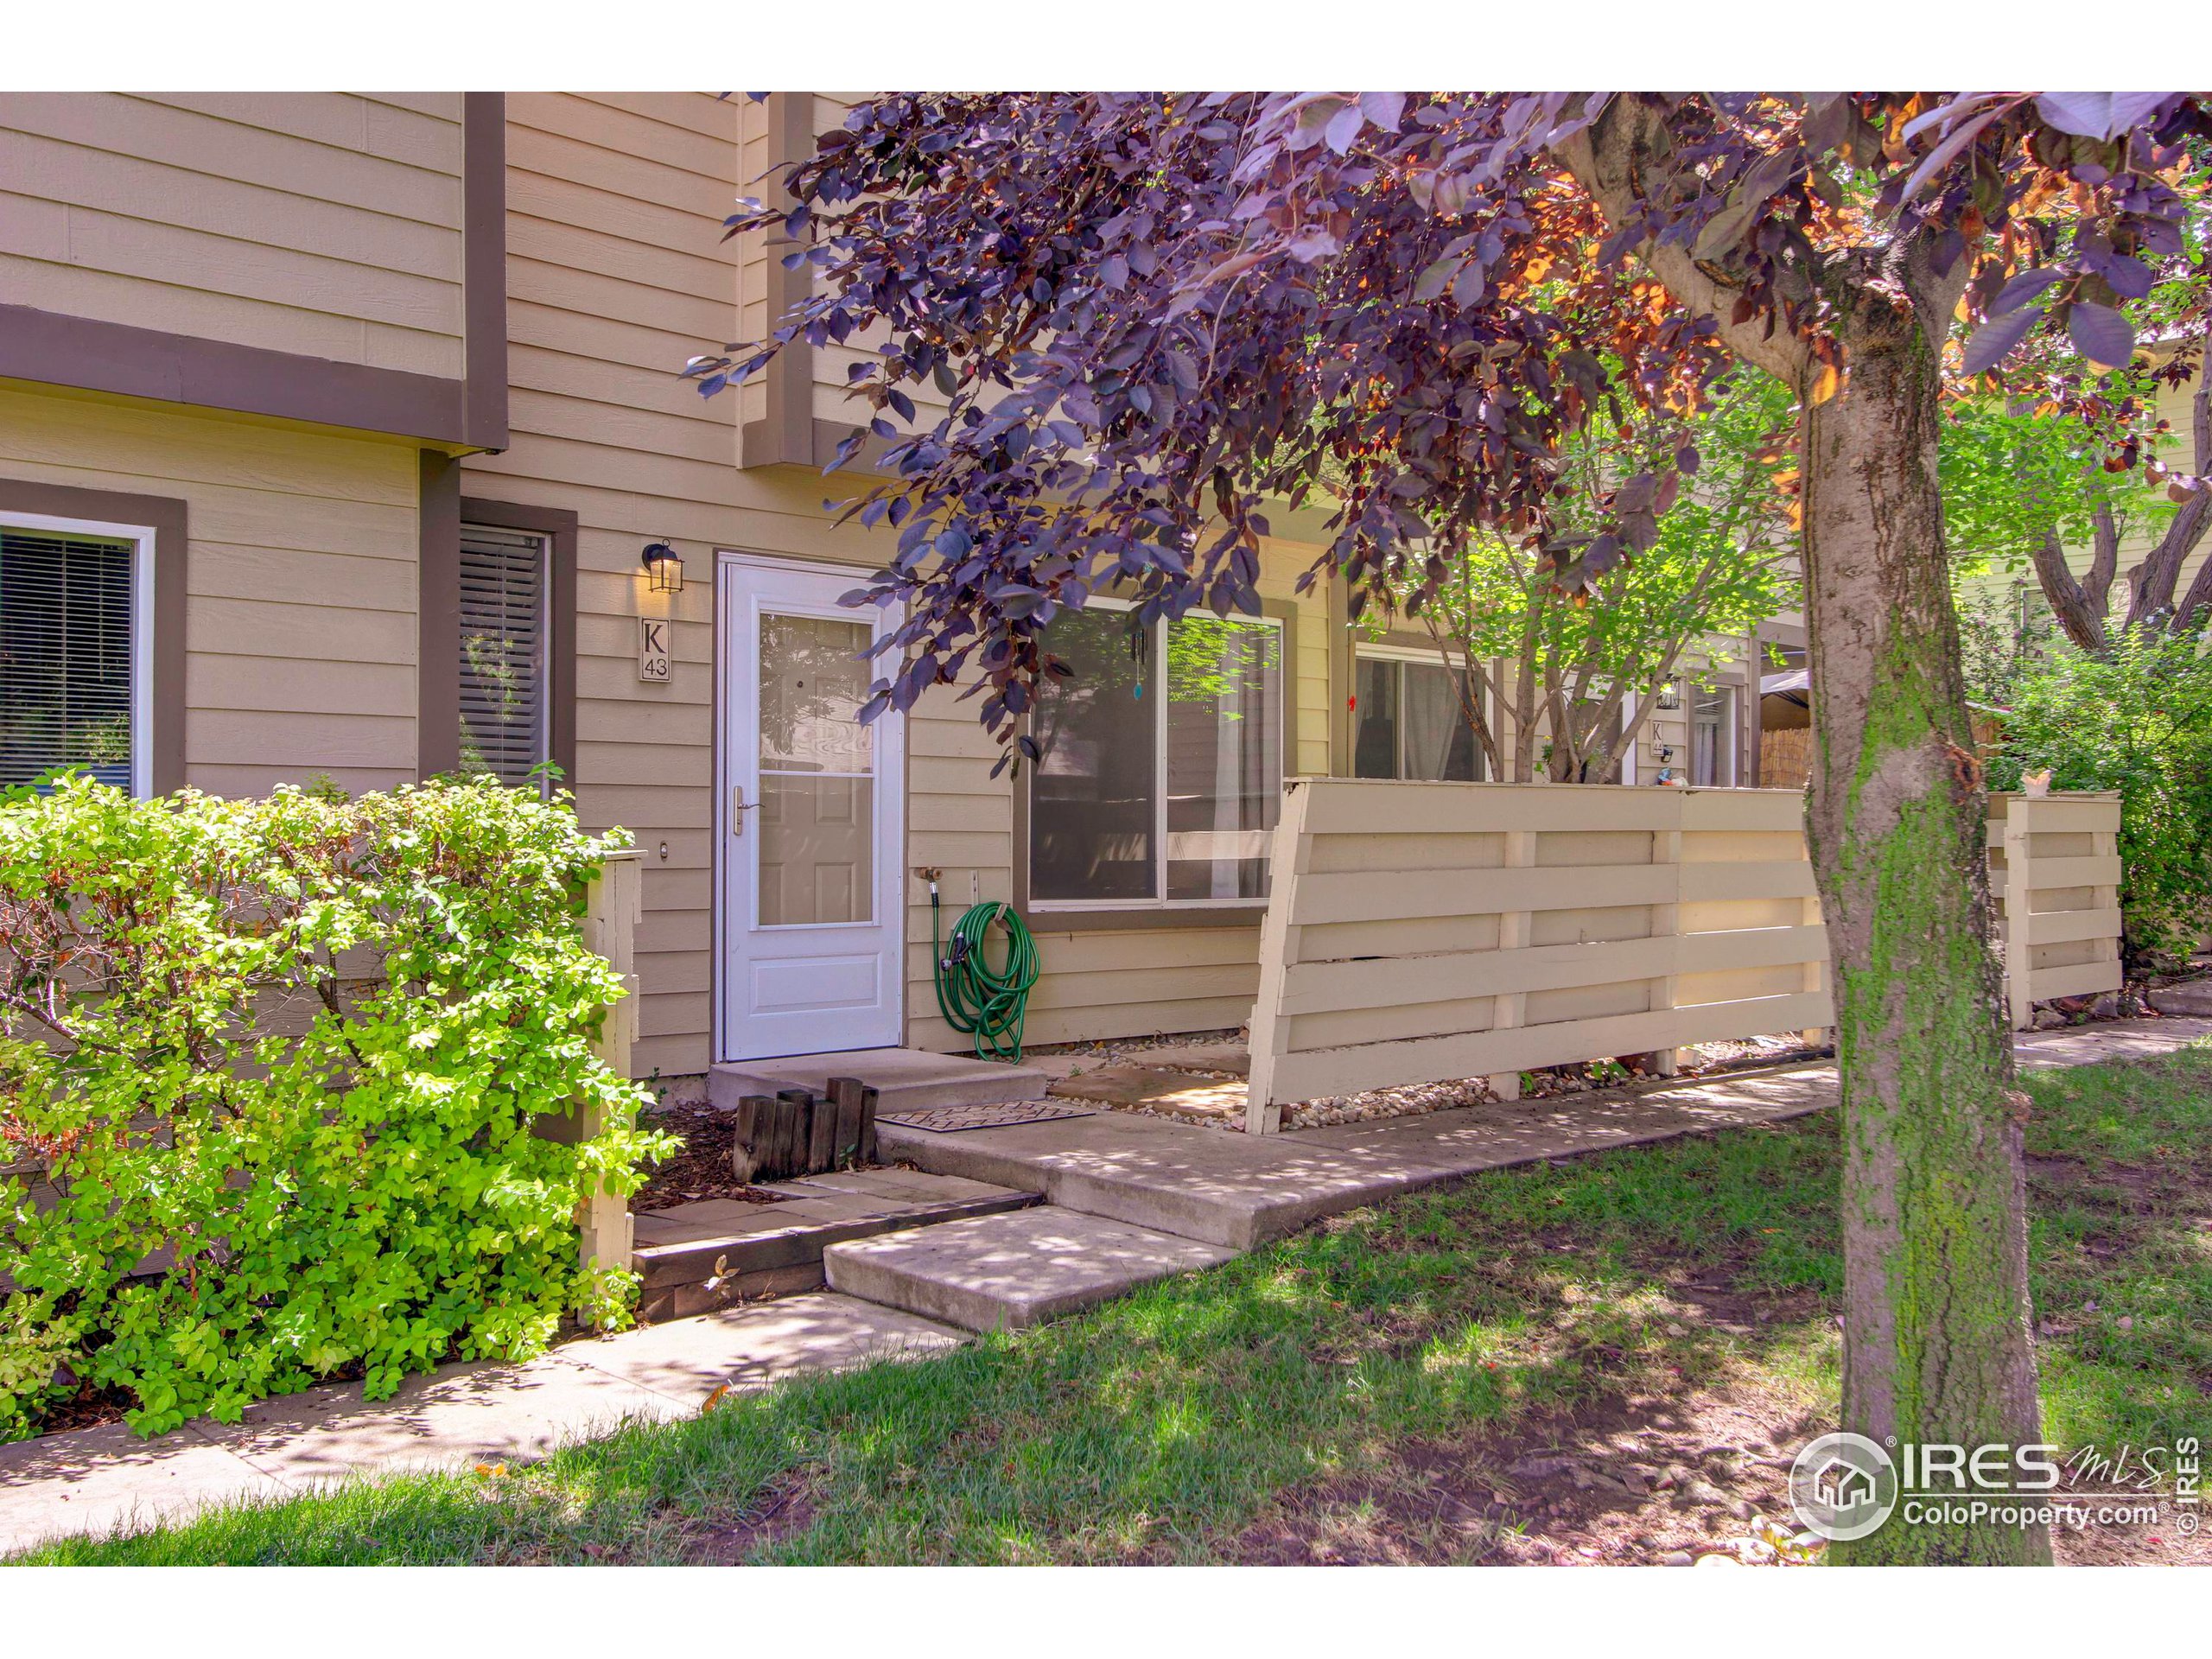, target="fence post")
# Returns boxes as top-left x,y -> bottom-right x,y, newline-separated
2001,797 -> 2037,1032
1648,817 -> 1682,1077
1486,825 -> 1538,1102
1244,781 -> 1311,1133
2088,798 -> 2122,998
1798,887 -> 1830,1050
579,847 -> 643,1288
